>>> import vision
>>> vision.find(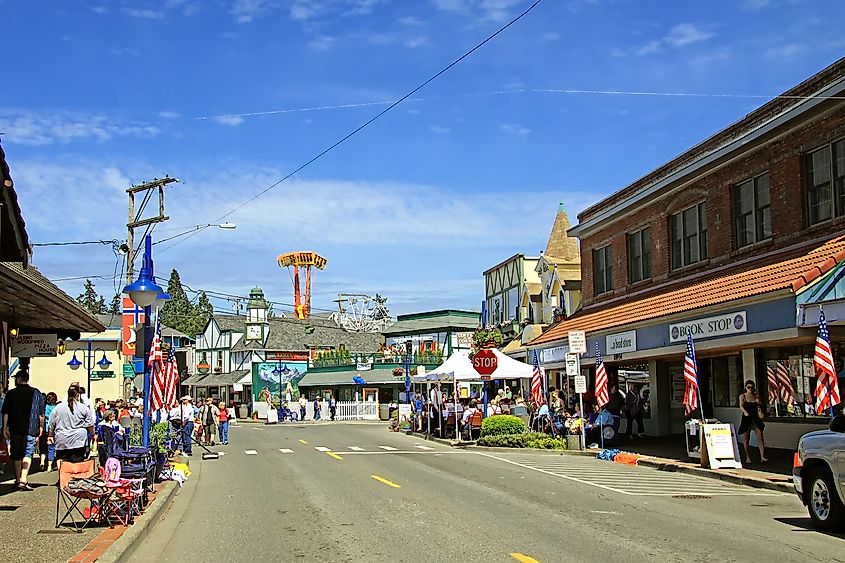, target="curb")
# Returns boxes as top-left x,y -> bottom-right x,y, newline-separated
636,458 -> 794,494
466,445 -> 598,457
96,480 -> 180,563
